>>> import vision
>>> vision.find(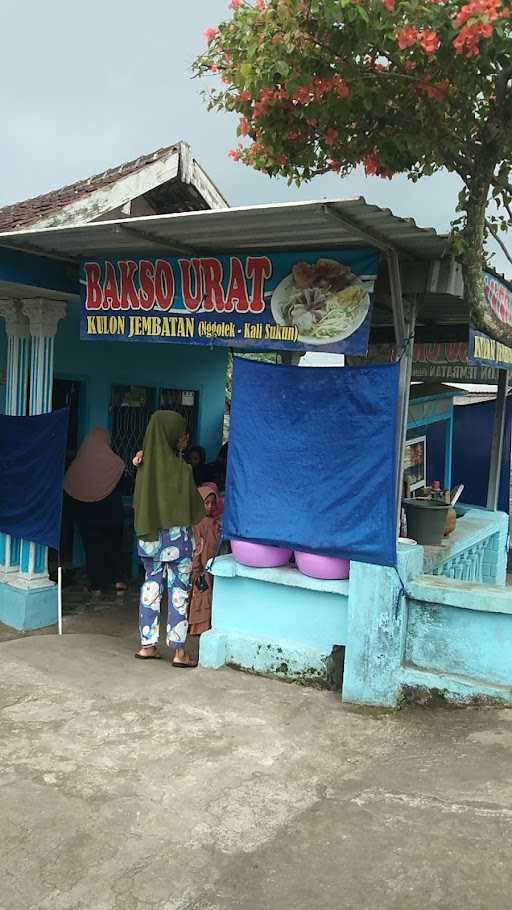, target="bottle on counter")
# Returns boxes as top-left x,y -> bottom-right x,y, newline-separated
431,480 -> 441,501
